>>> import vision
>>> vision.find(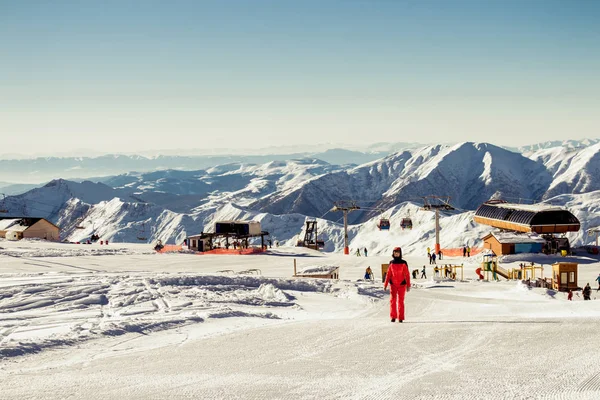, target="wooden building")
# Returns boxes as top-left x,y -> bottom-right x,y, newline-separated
482,231 -> 546,256
0,217 -> 60,241
294,265 -> 340,280
552,262 -> 578,292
